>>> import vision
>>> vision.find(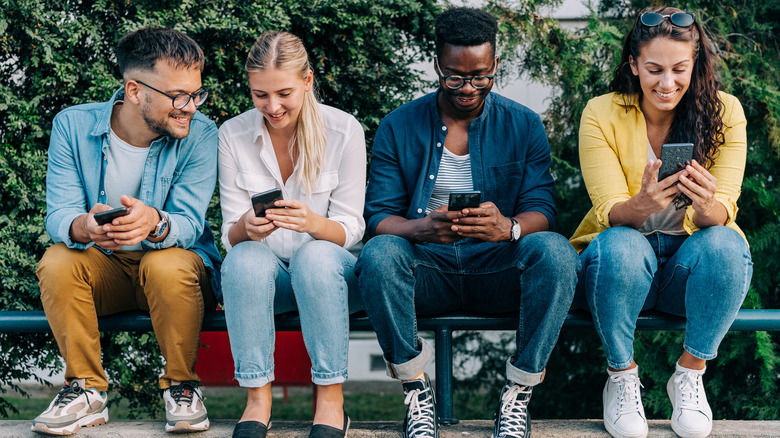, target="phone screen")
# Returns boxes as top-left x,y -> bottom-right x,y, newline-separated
448,191 -> 481,211
252,188 -> 283,217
